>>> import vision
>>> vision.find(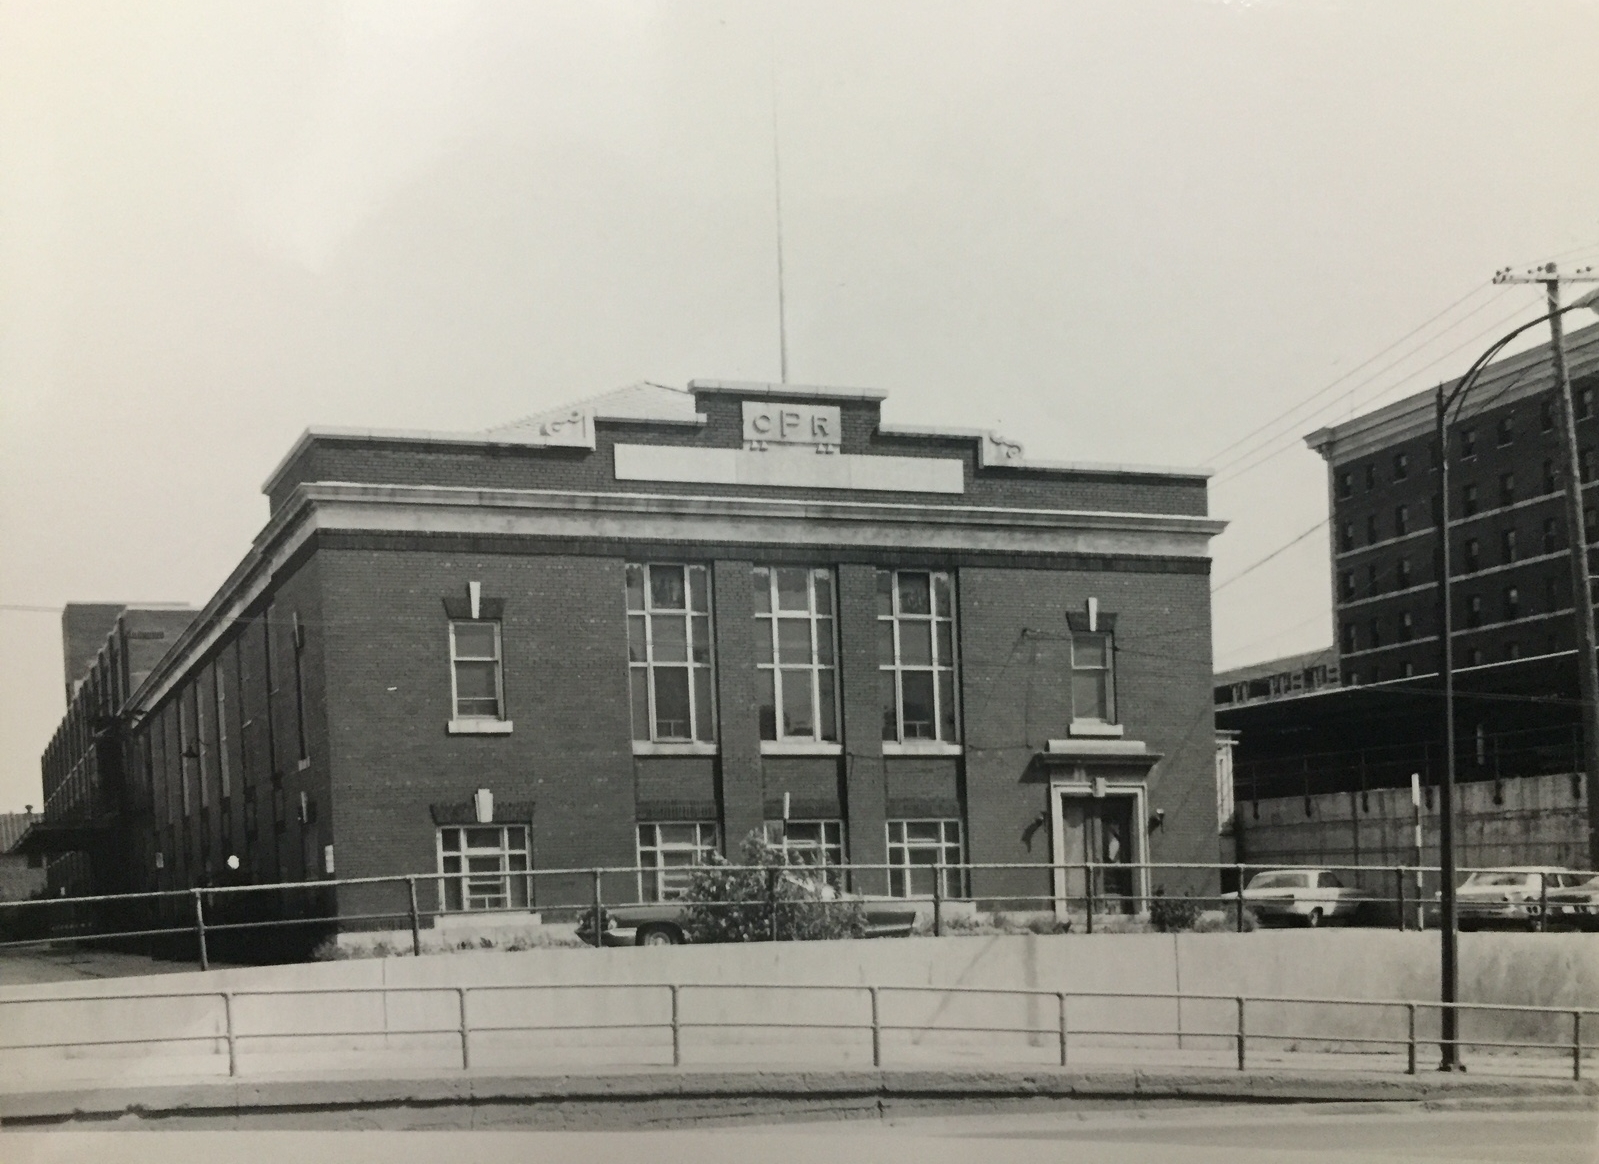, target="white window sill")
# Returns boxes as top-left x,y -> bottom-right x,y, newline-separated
882,741 -> 964,757
632,741 -> 718,756
447,719 -> 514,735
760,741 -> 843,757
1069,721 -> 1124,738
